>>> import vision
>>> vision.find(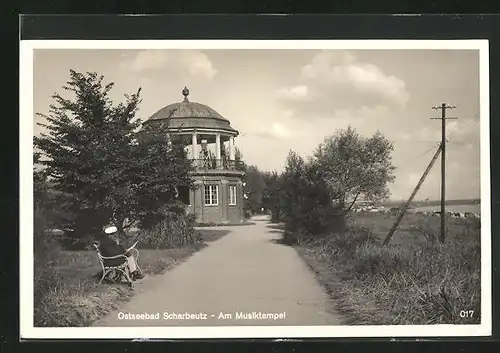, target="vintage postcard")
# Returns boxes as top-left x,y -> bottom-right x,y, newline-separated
20,40 -> 491,339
